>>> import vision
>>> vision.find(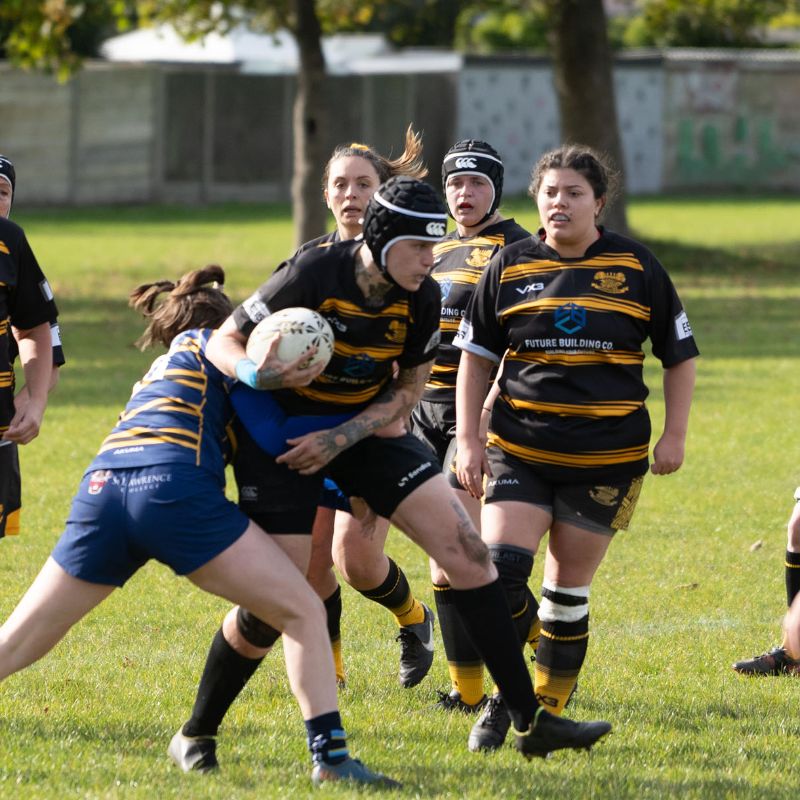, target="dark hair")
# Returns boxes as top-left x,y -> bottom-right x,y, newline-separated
129,264 -> 232,350
321,124 -> 427,192
528,145 -> 618,209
